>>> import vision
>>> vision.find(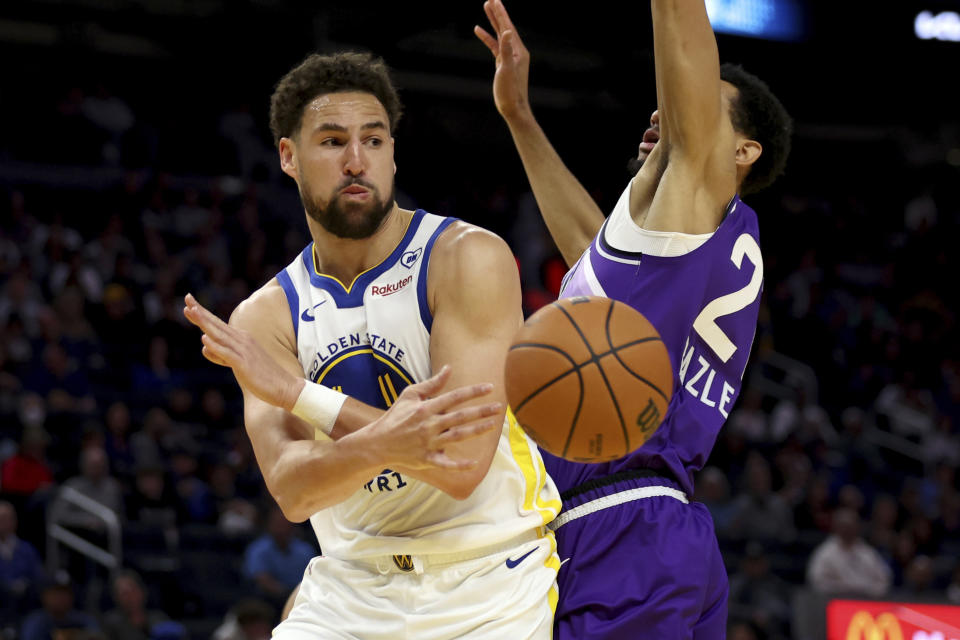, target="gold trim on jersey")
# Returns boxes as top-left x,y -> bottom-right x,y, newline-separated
506,409 -> 562,526
310,213 -> 414,293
